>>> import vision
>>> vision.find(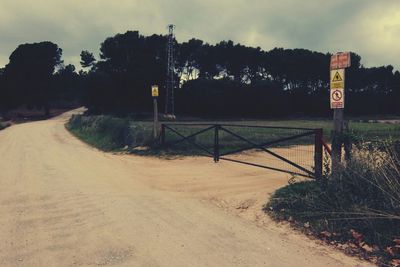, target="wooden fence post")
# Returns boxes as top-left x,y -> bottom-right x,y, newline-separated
314,128 -> 323,179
